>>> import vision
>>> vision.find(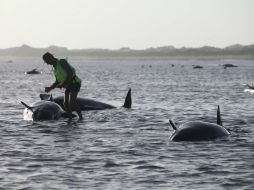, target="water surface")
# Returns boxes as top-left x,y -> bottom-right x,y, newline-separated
0,57 -> 253,189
